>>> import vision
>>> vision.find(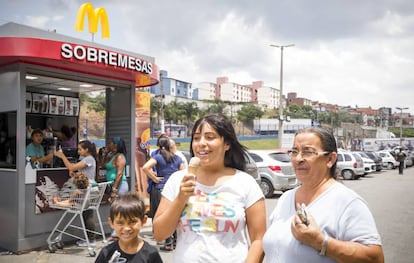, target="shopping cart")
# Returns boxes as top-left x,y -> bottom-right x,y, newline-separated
46,181 -> 111,256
